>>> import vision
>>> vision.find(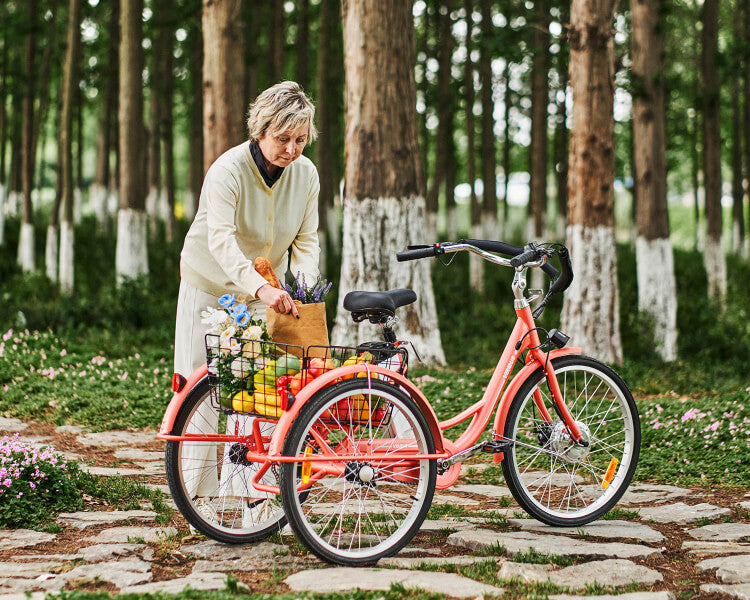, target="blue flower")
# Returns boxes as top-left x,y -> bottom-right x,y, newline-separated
218,293 -> 235,308
230,303 -> 248,317
234,311 -> 251,327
